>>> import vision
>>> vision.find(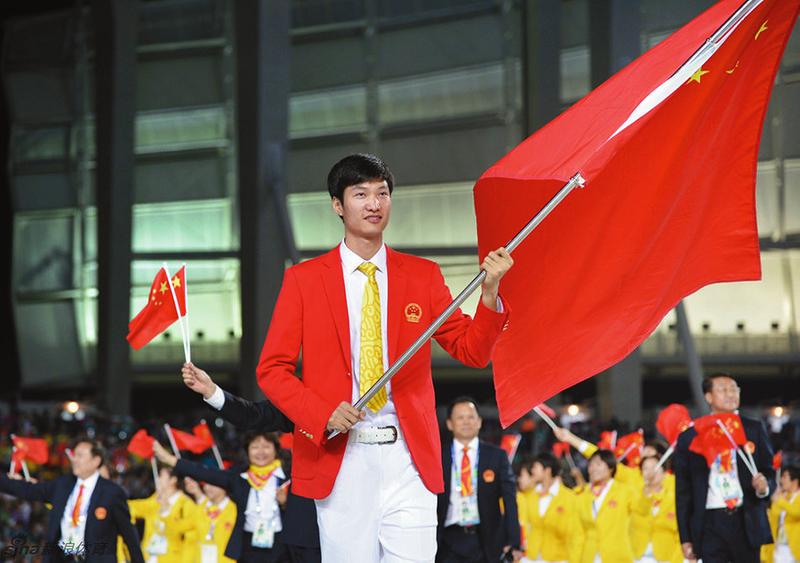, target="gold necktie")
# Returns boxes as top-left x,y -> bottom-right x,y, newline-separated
357,262 -> 387,412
